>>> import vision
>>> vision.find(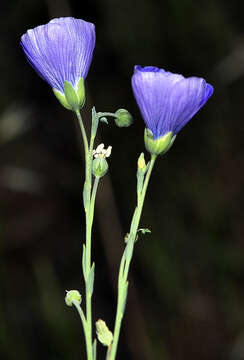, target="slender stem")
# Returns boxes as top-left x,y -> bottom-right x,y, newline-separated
75,109 -> 96,360
109,154 -> 157,360
97,112 -> 117,118
76,110 -> 90,183
90,177 -> 100,221
85,177 -> 100,360
72,300 -> 87,338
106,345 -> 112,360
